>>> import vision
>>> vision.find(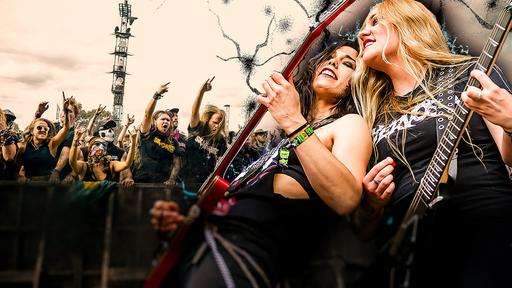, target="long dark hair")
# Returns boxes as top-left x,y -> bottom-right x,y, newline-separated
295,40 -> 359,122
